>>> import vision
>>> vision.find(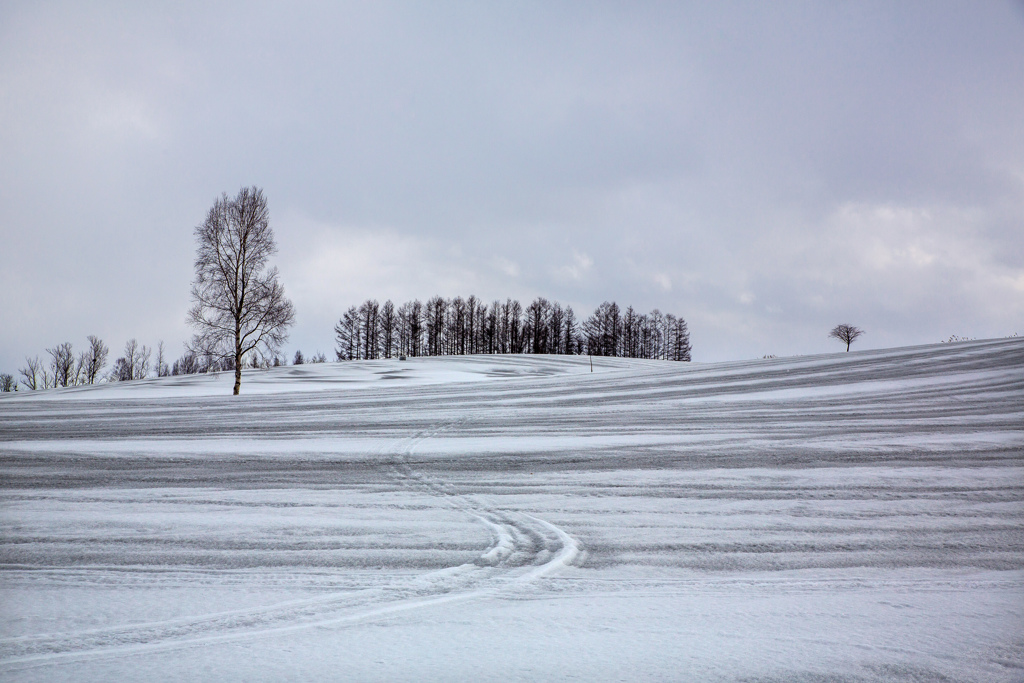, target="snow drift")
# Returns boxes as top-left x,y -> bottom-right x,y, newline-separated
1,339 -> 1022,681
